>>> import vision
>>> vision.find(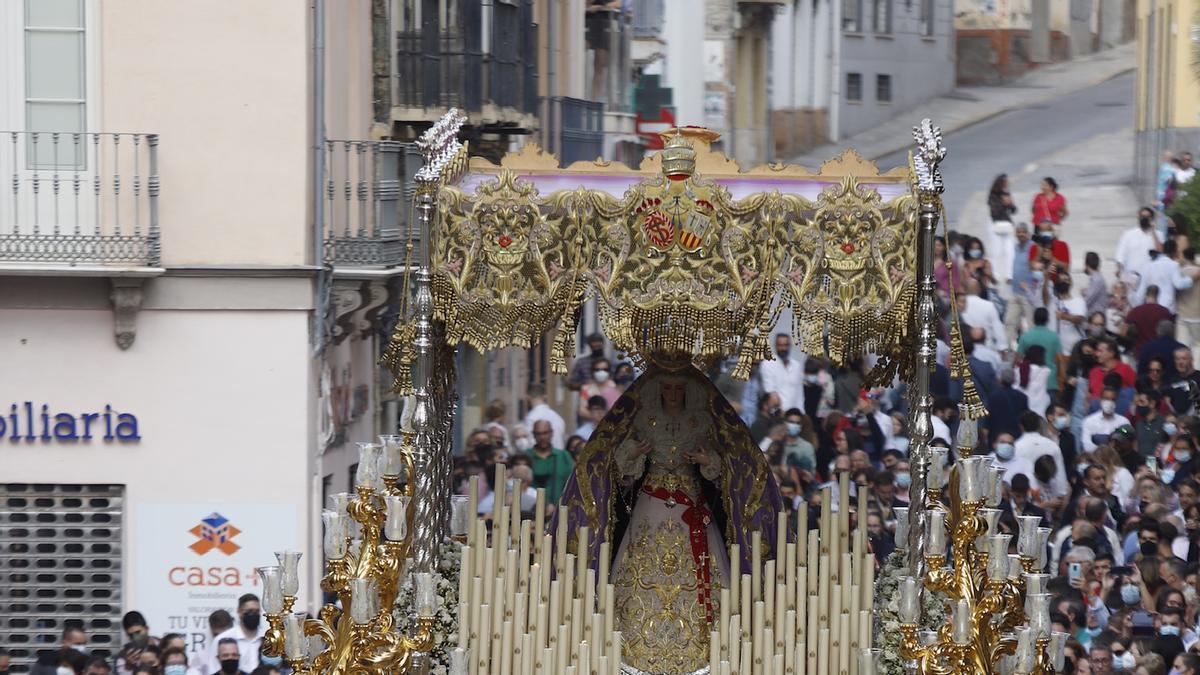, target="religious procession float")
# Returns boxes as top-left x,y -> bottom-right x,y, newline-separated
251,112 -> 1070,674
